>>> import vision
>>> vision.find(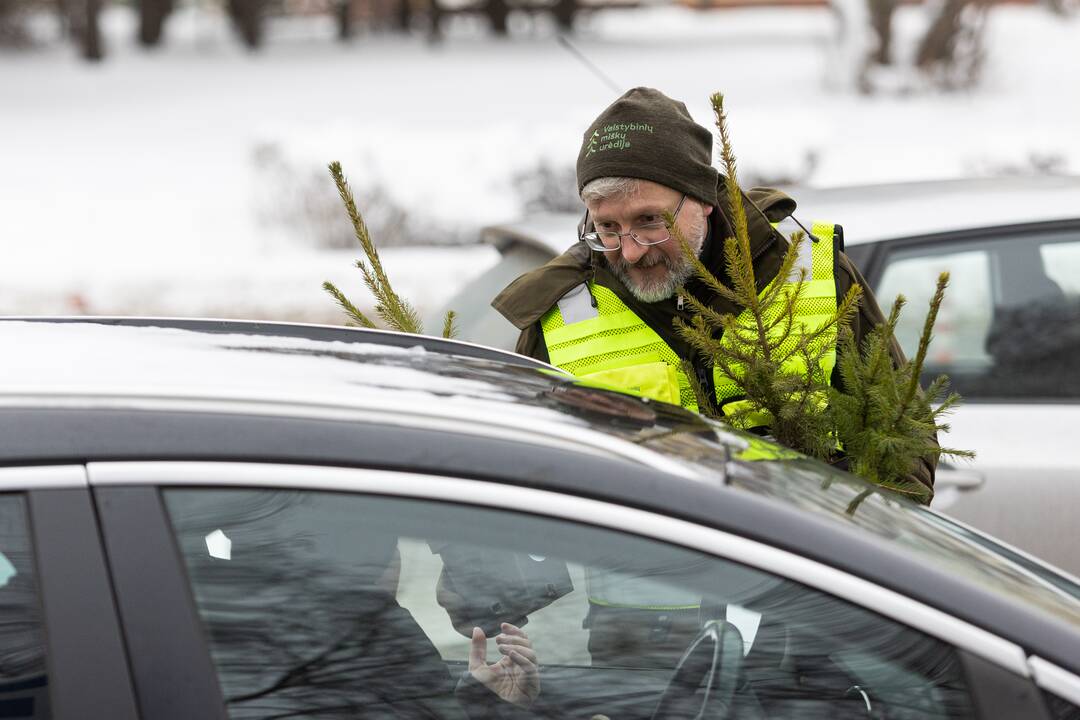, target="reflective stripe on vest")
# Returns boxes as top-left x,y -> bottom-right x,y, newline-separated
540,219 -> 839,421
